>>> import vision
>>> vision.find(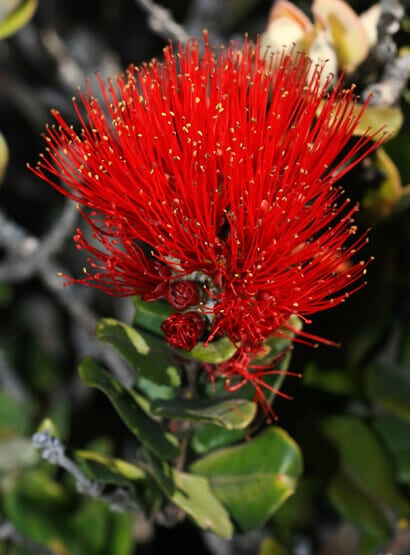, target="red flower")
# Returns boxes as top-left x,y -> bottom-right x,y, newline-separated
166,280 -> 200,310
31,34 -> 384,354
161,312 -> 205,351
